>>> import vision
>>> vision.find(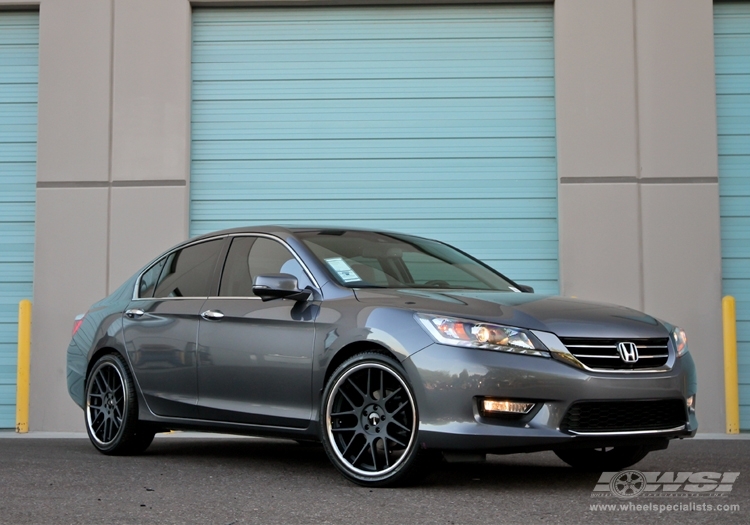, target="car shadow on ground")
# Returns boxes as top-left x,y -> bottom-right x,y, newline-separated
137,436 -> 598,491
